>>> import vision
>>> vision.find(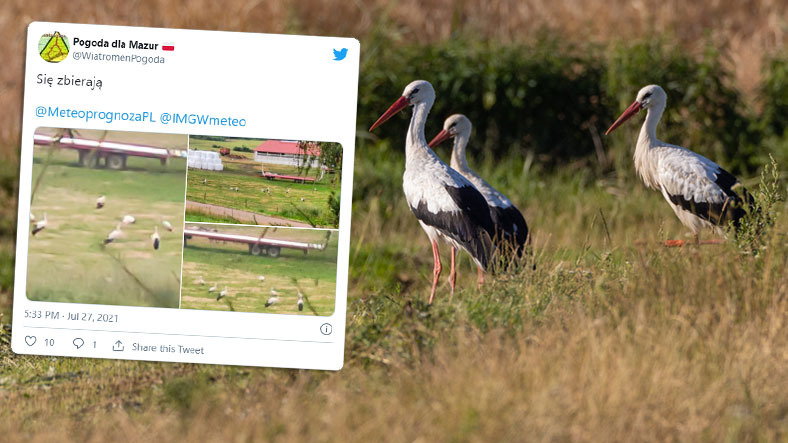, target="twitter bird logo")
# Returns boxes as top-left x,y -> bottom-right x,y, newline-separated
333,48 -> 348,61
